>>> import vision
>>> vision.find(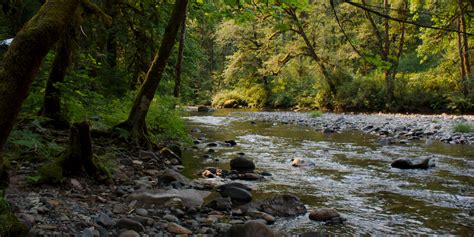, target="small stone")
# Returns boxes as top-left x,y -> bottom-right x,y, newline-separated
164,214 -> 179,223
18,213 -> 35,228
96,212 -> 114,227
164,198 -> 185,210
37,206 -> 49,214
309,208 -> 340,221
118,230 -> 140,237
70,178 -> 83,190
132,160 -> 144,165
81,228 -> 96,237
135,208 -> 148,216
248,210 -> 276,224
113,203 -> 127,214
167,222 -> 192,234
116,218 -> 145,232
